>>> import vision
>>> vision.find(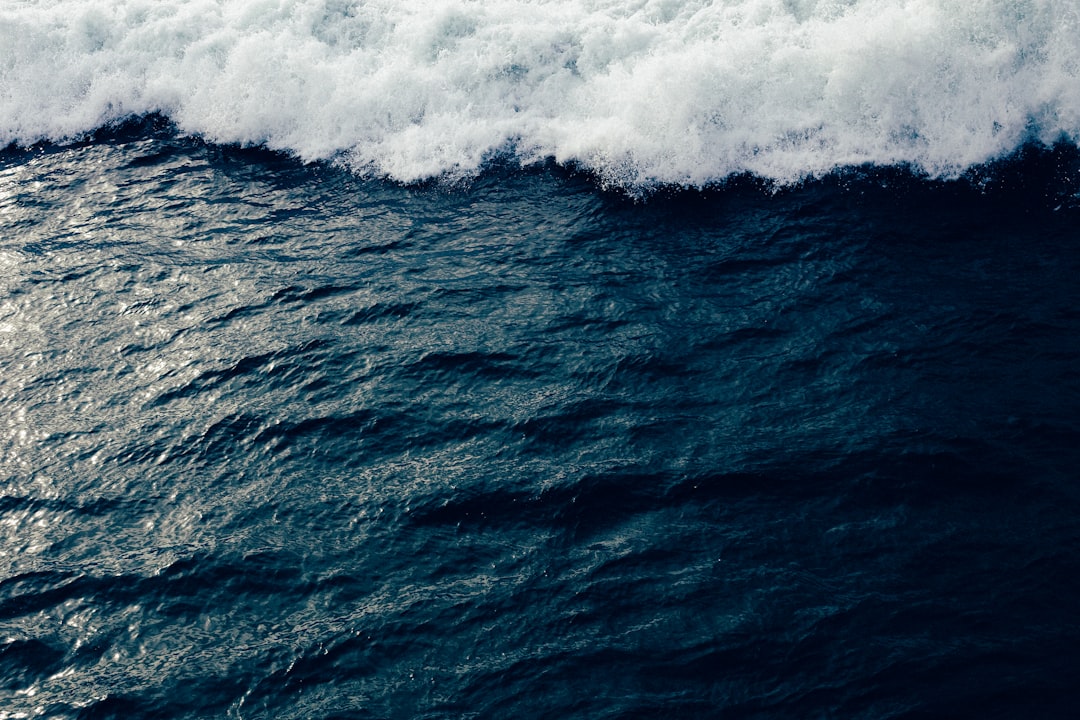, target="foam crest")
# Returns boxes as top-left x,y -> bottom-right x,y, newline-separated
2,0 -> 1078,187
